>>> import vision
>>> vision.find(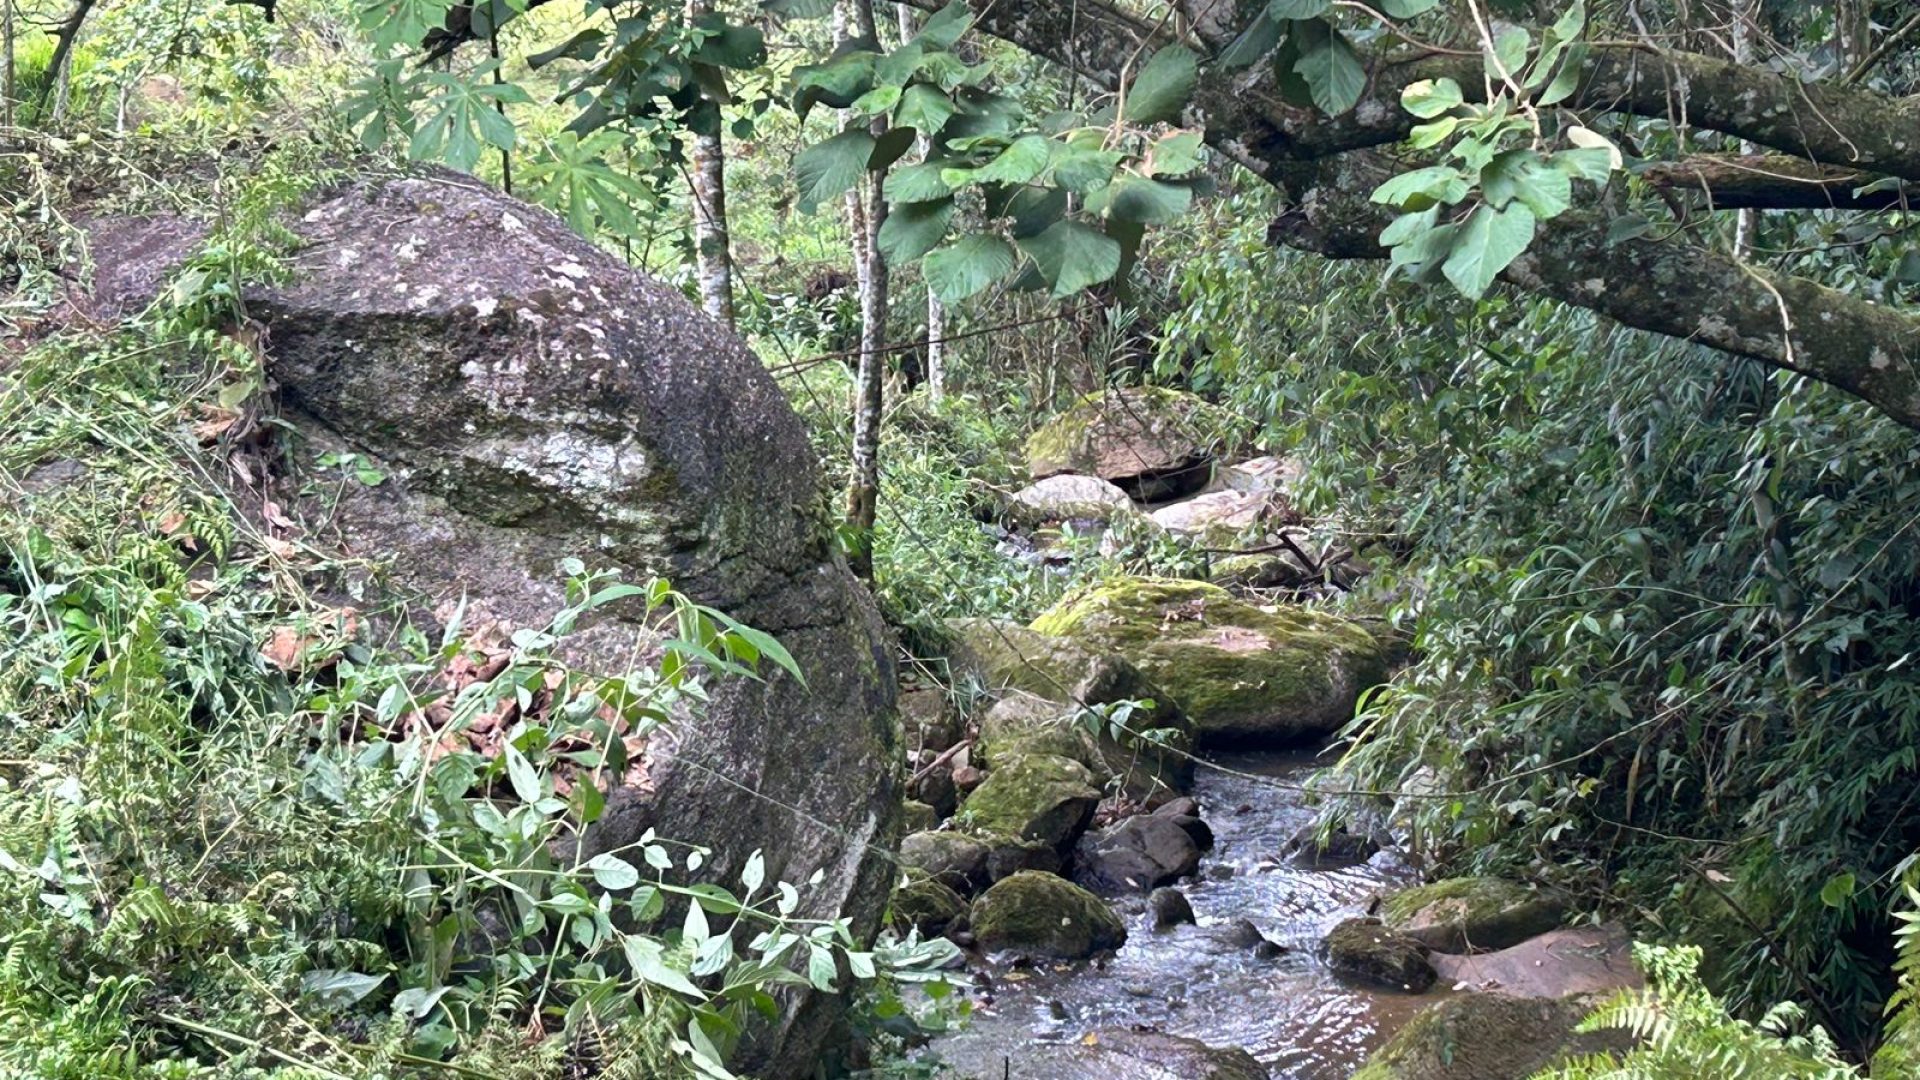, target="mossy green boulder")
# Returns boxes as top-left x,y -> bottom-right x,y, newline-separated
970,870 -> 1128,959
1382,878 -> 1566,954
1351,993 -> 1629,1079
1025,386 -> 1243,500
889,876 -> 967,937
898,831 -> 990,894
961,753 -> 1100,852
975,690 -> 1192,800
1027,577 -> 1387,745
1325,917 -> 1436,993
